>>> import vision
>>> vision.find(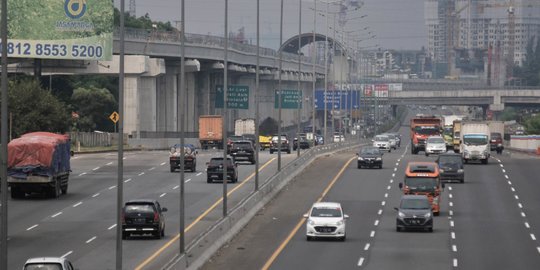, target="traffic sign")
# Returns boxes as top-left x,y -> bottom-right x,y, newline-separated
215,85 -> 250,109
109,111 -> 119,123
274,89 -> 302,109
